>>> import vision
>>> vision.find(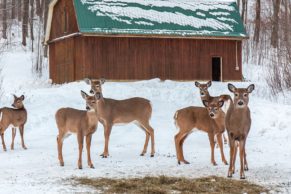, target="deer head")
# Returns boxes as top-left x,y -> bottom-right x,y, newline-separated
202,99 -> 224,119
12,95 -> 25,109
228,83 -> 255,108
195,81 -> 212,97
84,78 -> 105,94
81,91 -> 97,111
